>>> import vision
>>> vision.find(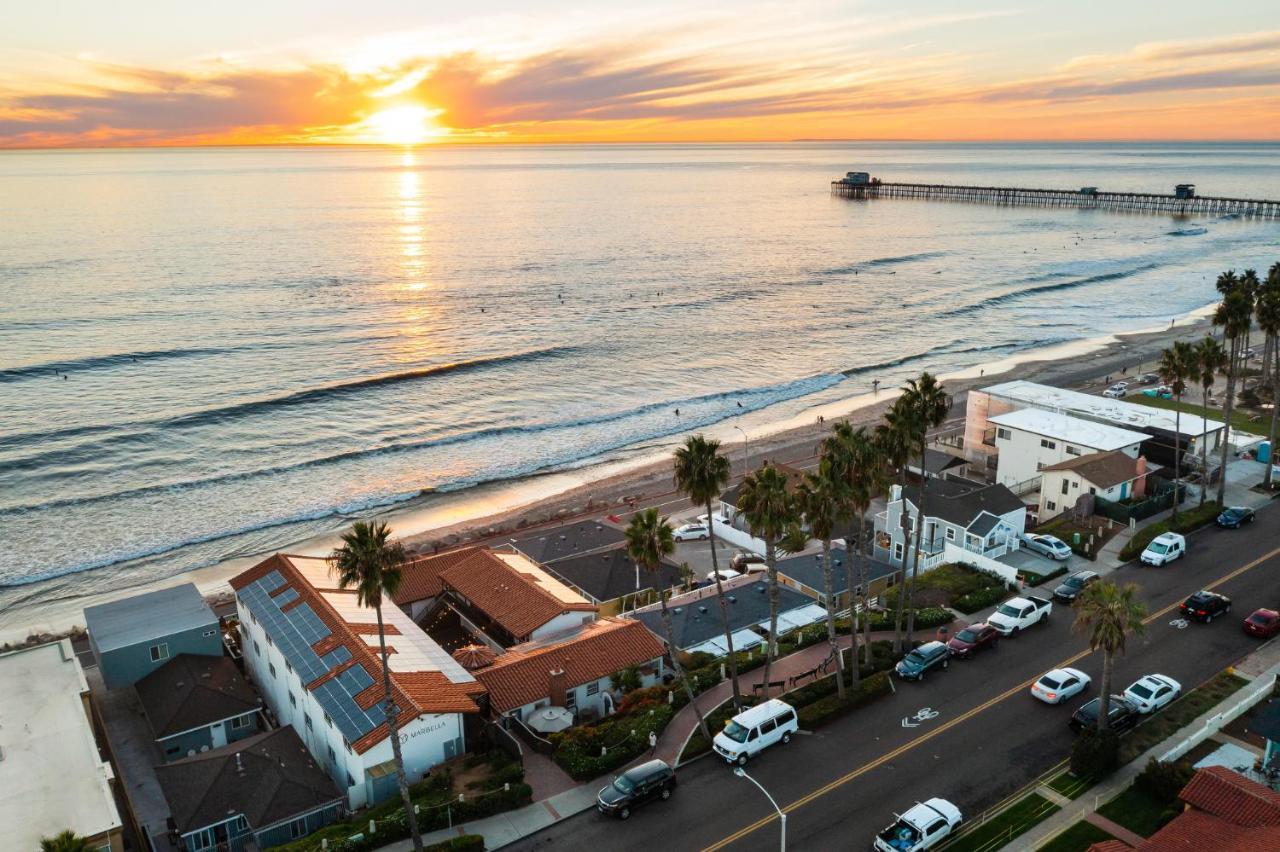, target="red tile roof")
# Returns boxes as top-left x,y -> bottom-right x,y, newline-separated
1133,766 -> 1280,851
1141,809 -> 1280,850
1086,841 -> 1133,852
436,550 -> 596,640
231,554 -> 482,755
393,548 -> 482,606
475,618 -> 664,714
